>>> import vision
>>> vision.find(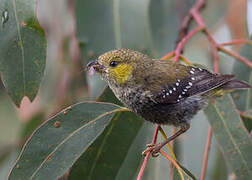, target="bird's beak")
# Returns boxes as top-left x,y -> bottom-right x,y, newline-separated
86,60 -> 104,73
